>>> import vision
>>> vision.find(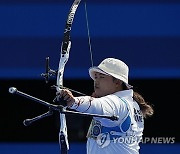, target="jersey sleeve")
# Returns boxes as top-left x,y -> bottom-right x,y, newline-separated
69,95 -> 128,126
70,96 -> 104,115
